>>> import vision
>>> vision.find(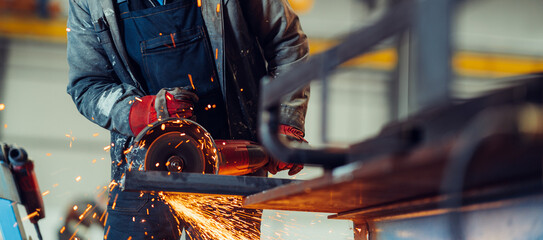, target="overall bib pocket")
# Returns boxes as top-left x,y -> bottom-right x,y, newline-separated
141,26 -> 217,94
